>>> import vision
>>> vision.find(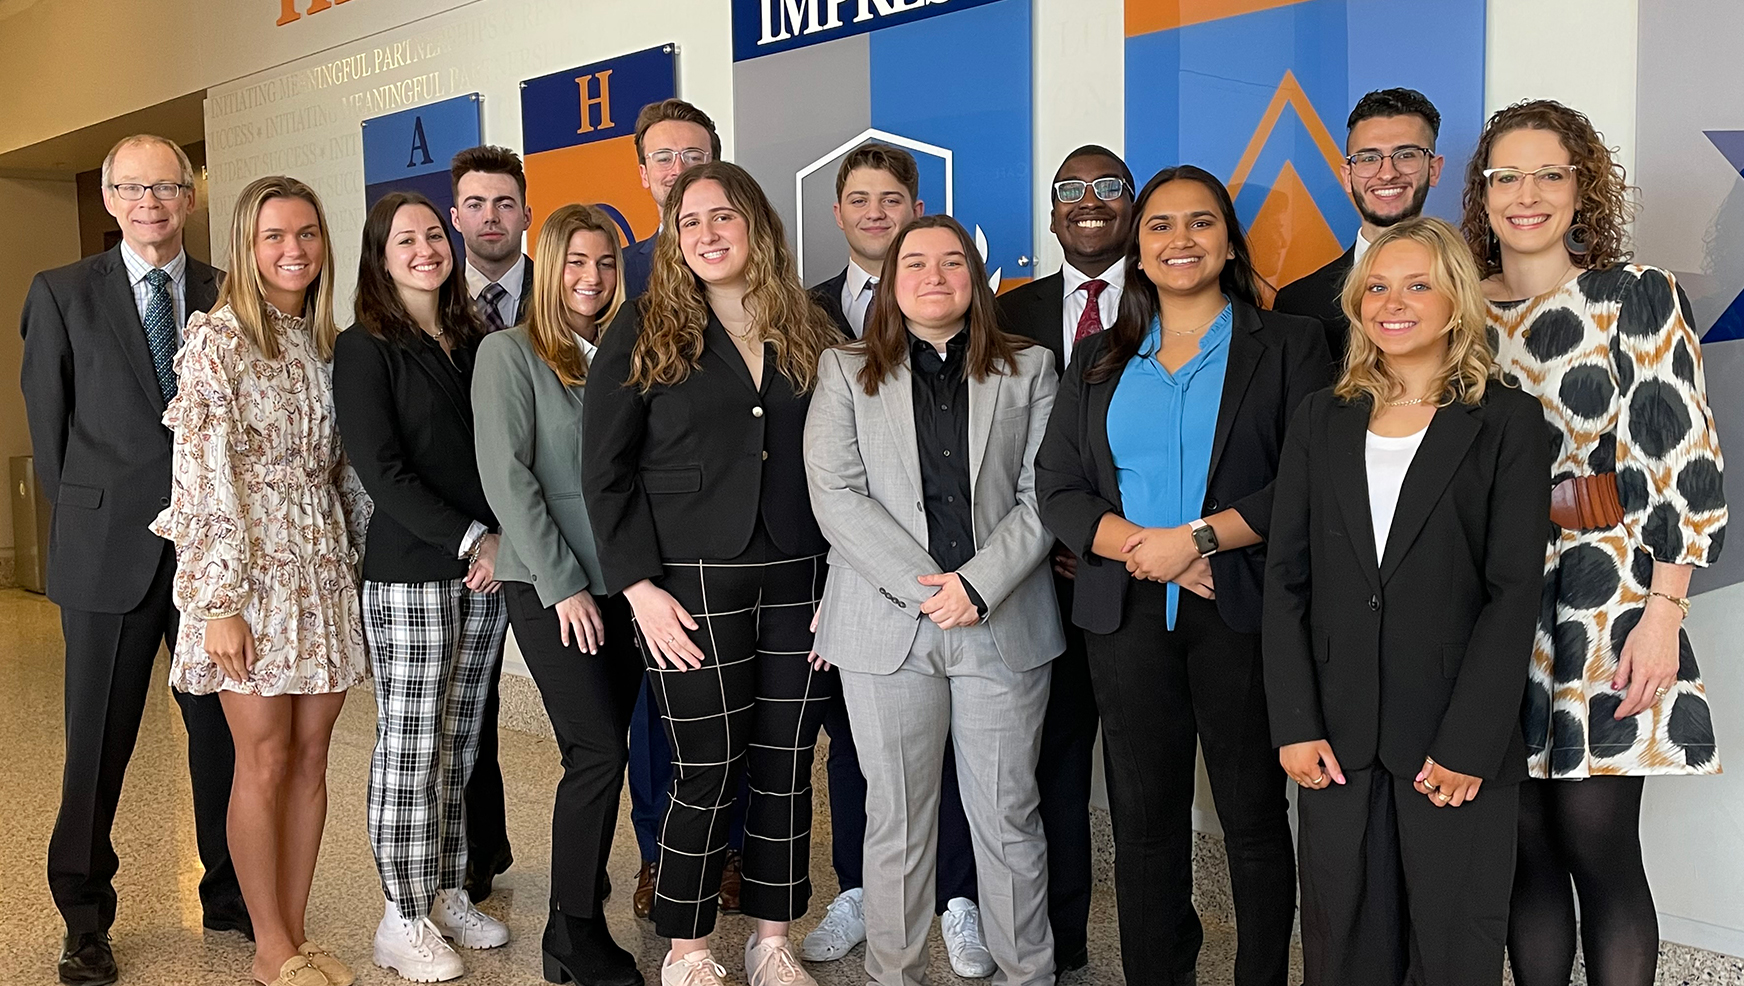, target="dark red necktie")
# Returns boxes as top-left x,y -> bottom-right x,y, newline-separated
1074,279 -> 1108,342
